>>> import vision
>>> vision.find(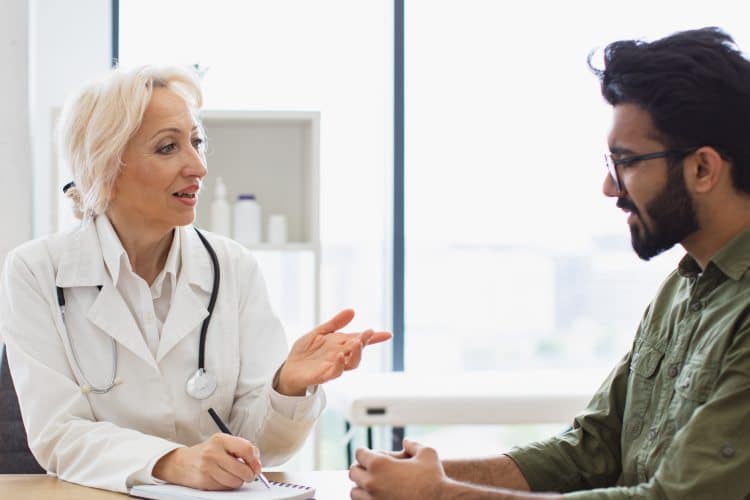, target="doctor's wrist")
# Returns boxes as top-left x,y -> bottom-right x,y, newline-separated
273,362 -> 307,397
152,448 -> 184,484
